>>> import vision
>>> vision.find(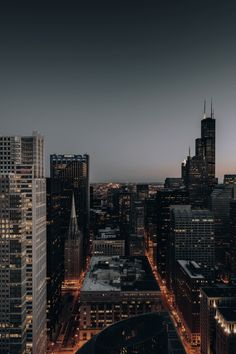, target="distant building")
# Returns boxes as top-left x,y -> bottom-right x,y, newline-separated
200,286 -> 236,354
79,256 -> 162,343
136,183 -> 149,200
164,178 -> 184,190
92,227 -> 125,256
132,200 -> 144,237
224,174 -> 236,185
129,233 -> 145,256
77,312 -> 185,354
175,260 -> 208,346
182,102 -> 217,207
144,197 -> 157,265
